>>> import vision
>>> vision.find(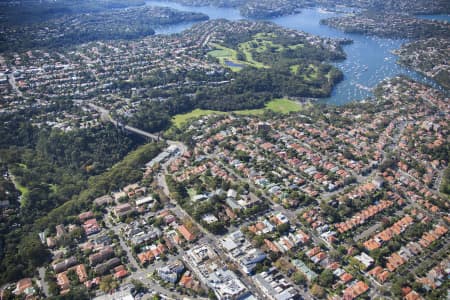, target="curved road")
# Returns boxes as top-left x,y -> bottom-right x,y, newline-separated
87,103 -> 187,154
